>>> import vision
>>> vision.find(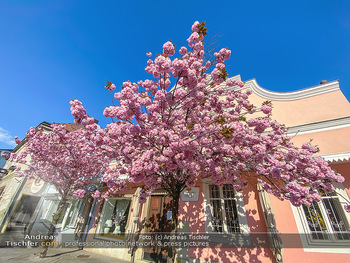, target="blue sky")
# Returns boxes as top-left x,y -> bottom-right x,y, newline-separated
1,0 -> 349,148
